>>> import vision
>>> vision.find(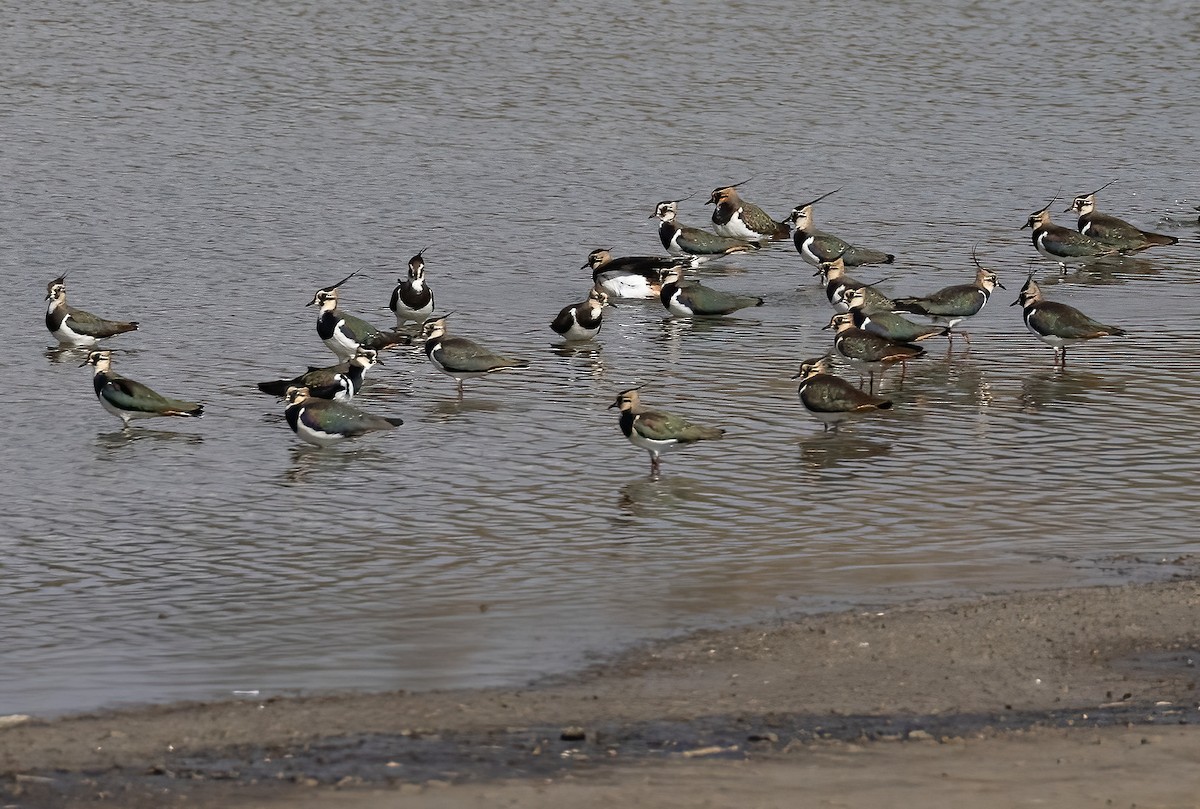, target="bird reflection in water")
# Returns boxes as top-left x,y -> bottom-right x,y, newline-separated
548,342 -> 607,381
427,396 -> 502,423
797,434 -> 891,470
95,426 -> 204,453
617,475 -> 703,515
1018,368 -> 1108,414
282,444 -> 390,485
